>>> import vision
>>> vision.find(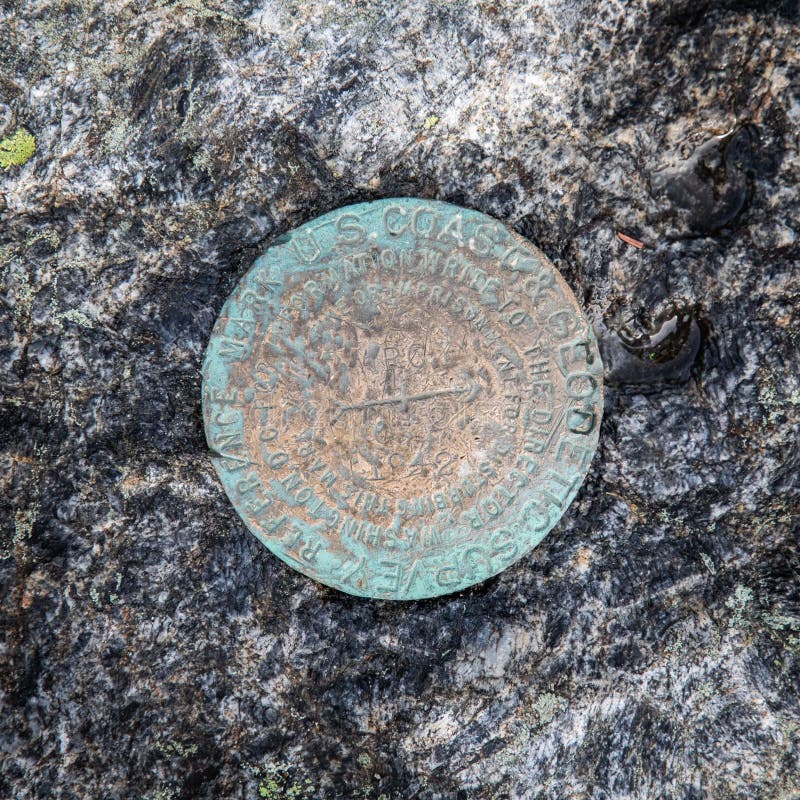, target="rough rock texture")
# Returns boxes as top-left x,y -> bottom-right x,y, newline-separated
2,1 -> 800,798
